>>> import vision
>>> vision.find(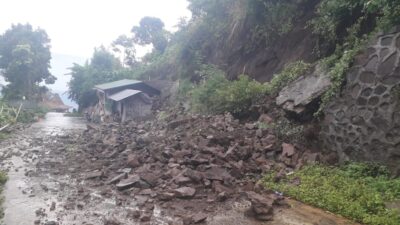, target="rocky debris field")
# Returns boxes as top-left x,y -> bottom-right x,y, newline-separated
59,111 -> 333,224
0,113 -> 359,225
